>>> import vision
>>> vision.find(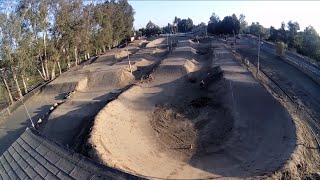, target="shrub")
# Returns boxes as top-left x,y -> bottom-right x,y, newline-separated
276,41 -> 288,57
